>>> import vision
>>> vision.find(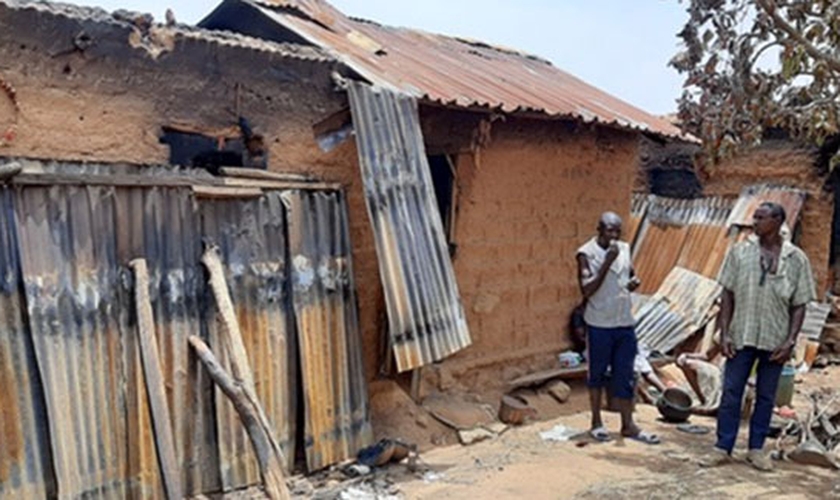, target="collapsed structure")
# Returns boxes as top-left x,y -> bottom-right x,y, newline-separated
6,0 -> 838,498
